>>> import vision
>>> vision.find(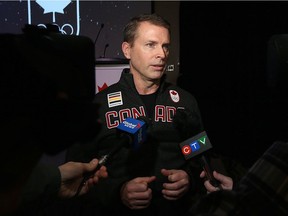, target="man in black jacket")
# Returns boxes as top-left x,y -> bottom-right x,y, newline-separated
68,13 -> 205,216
